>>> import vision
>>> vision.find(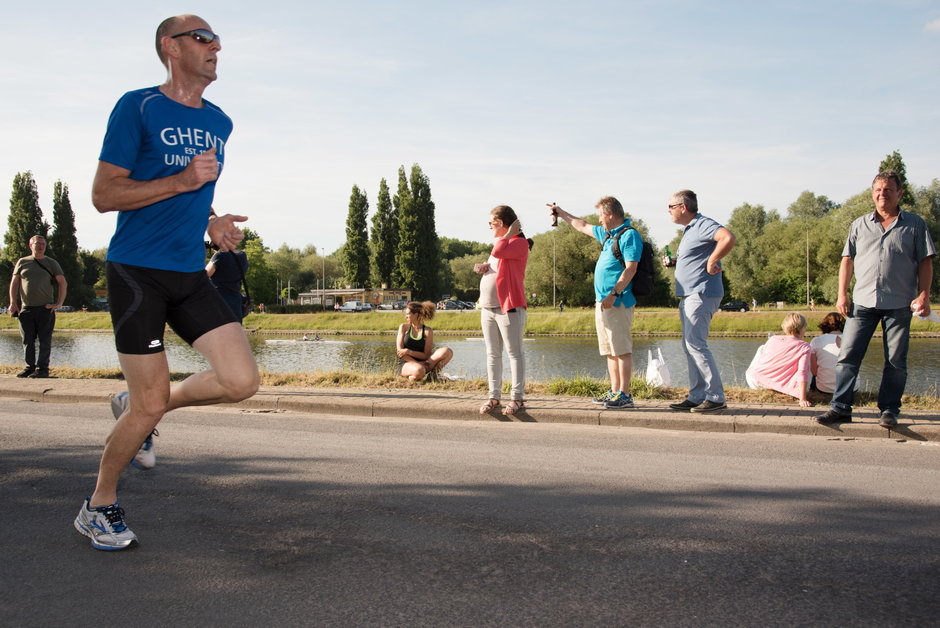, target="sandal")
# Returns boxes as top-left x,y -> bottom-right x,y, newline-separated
501,400 -> 525,416
479,399 -> 501,415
